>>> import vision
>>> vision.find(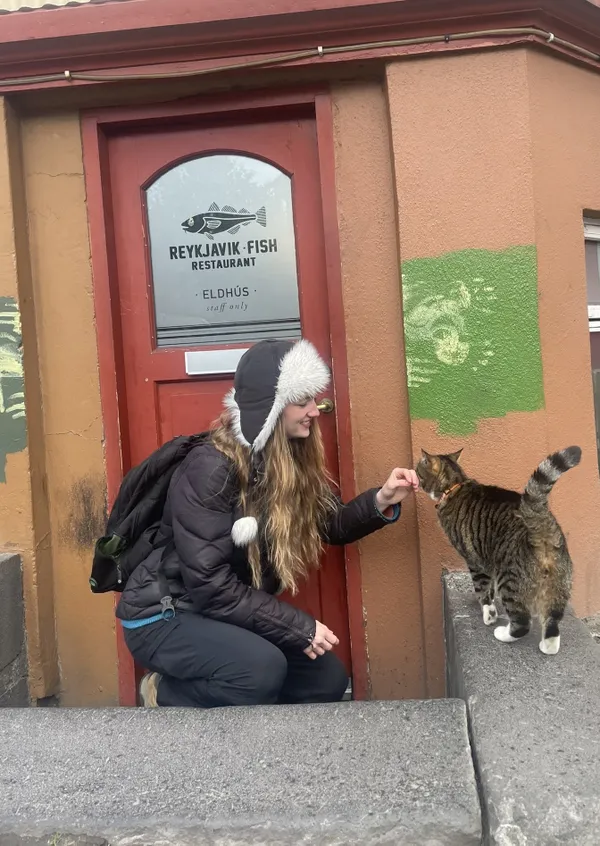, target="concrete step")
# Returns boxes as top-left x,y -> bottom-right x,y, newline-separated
445,570 -> 600,846
0,700 -> 481,845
